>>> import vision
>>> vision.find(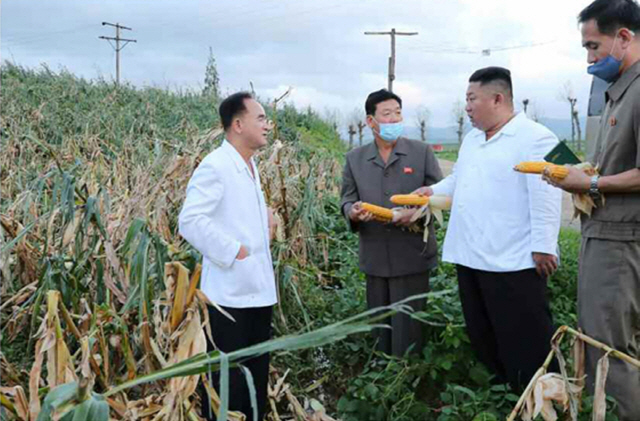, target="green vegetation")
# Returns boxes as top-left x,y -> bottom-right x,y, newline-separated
0,63 -> 607,420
